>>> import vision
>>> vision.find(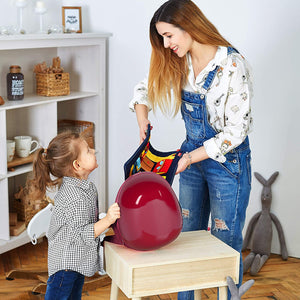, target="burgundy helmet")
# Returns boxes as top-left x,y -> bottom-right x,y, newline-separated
115,172 -> 182,251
